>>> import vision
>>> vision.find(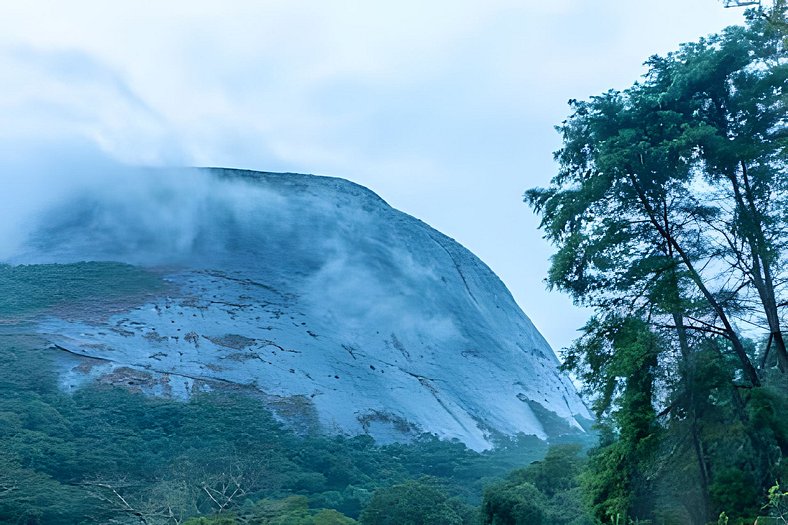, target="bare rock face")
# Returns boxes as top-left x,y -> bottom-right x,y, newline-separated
19,168 -> 589,450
